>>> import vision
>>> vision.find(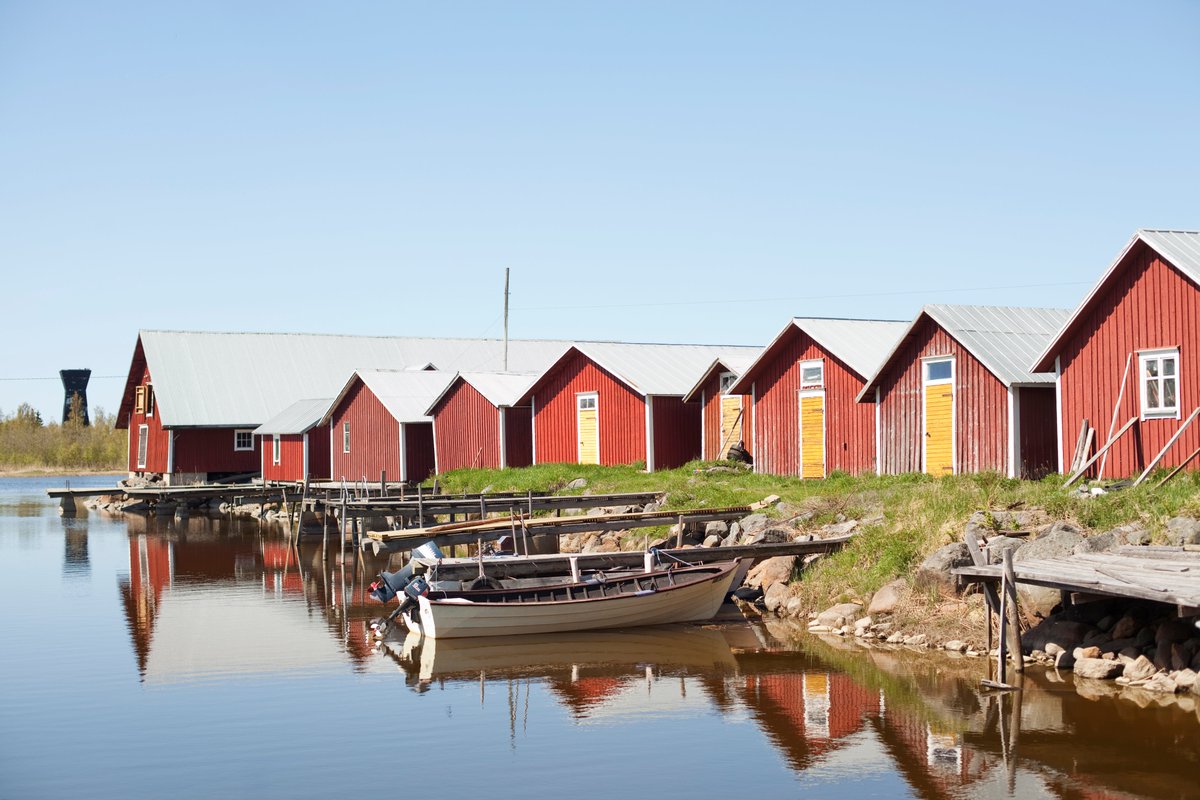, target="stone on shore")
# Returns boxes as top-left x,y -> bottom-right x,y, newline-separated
816,602 -> 863,629
914,542 -> 973,594
867,579 -> 906,616
1123,655 -> 1158,682
1165,517 -> 1200,546
745,555 -> 797,592
1074,658 -> 1124,680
